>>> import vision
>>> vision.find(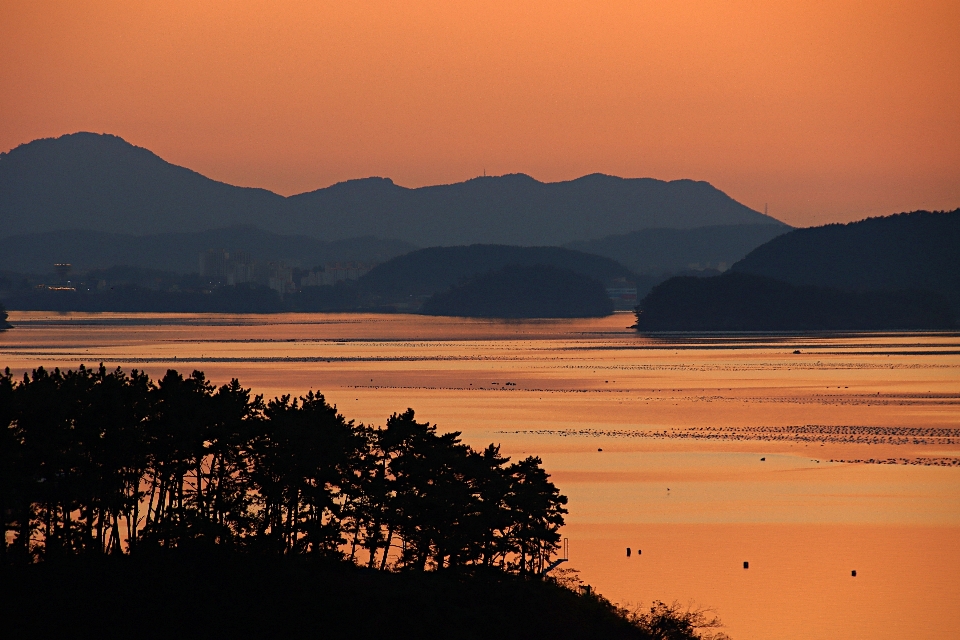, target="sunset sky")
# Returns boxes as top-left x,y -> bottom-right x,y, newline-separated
2,0 -> 958,227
